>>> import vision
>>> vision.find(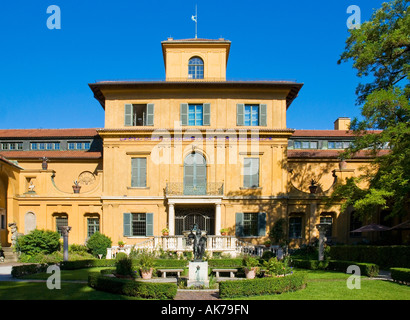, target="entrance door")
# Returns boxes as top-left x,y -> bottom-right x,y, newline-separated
184,152 -> 206,195
175,207 -> 215,235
